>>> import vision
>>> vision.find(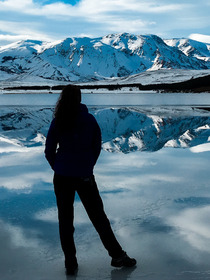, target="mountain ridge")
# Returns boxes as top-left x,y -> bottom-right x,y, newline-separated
0,33 -> 210,84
